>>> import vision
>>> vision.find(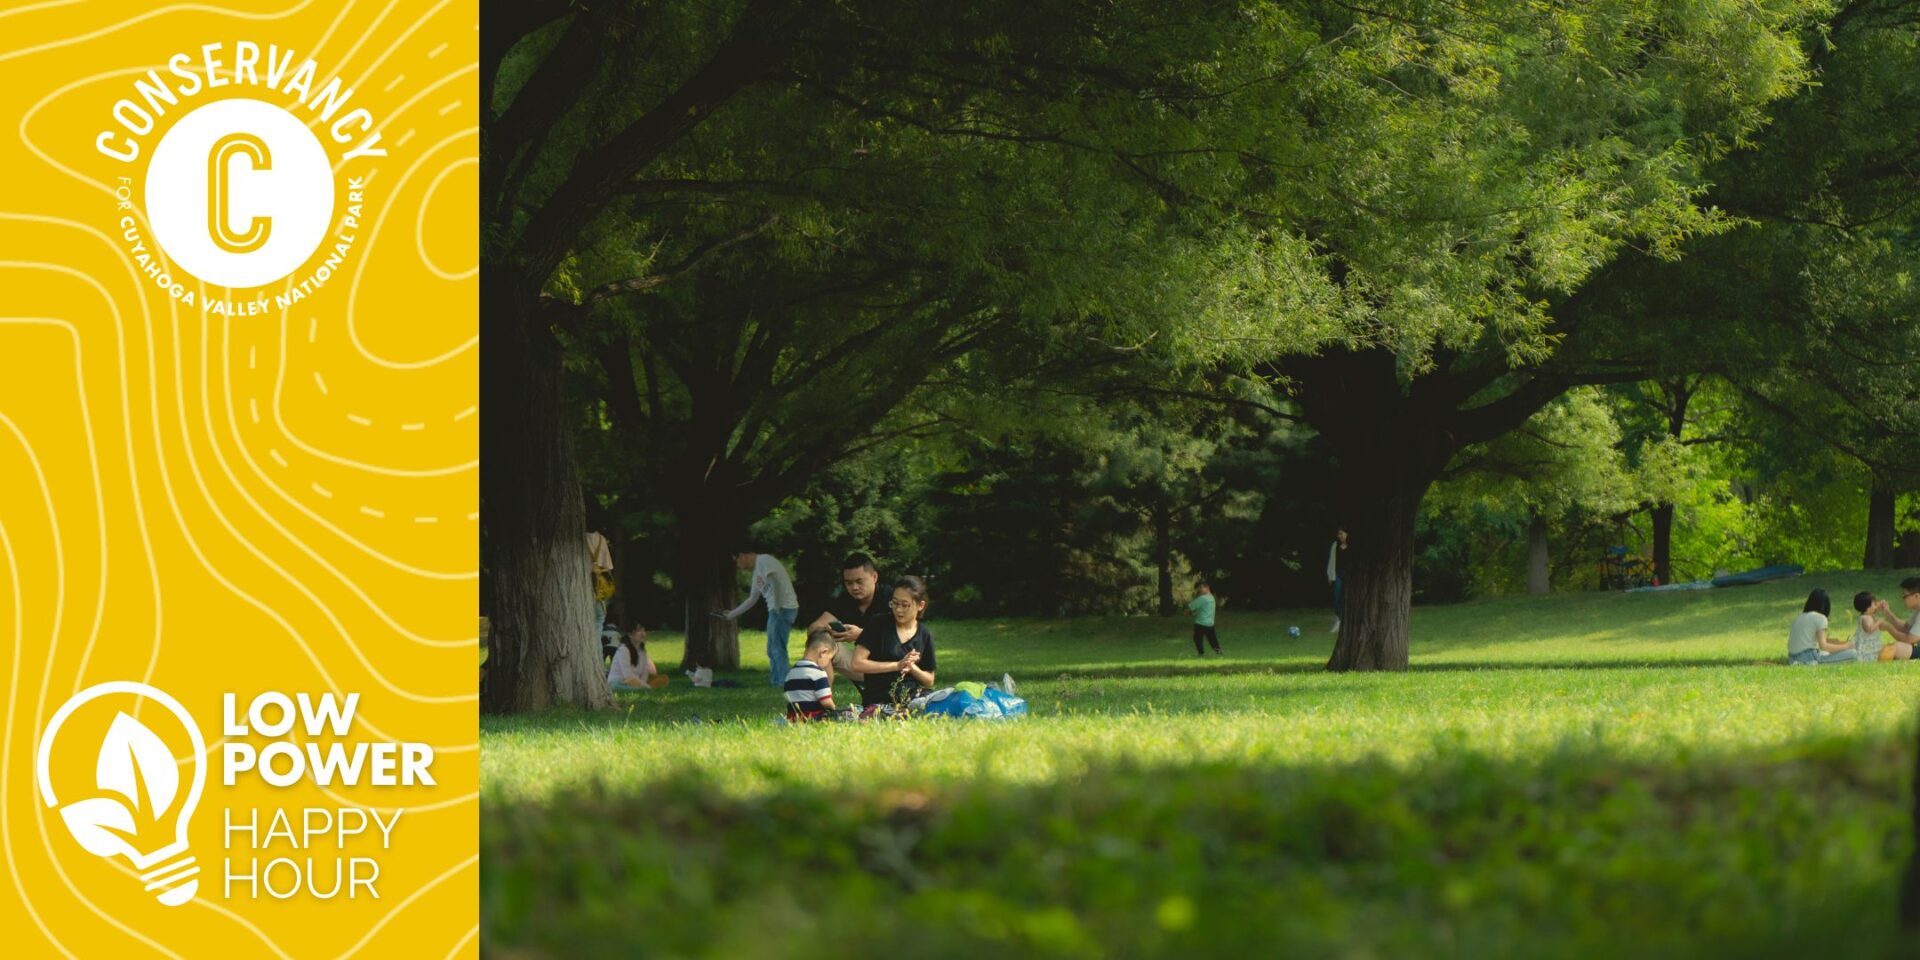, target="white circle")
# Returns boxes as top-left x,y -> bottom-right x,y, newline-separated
144,98 -> 335,289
